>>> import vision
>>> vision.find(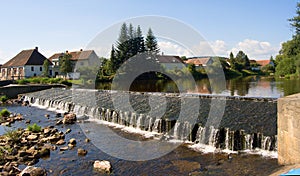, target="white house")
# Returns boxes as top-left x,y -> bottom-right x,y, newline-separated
48,49 -> 99,79
156,55 -> 185,70
1,47 -> 52,80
